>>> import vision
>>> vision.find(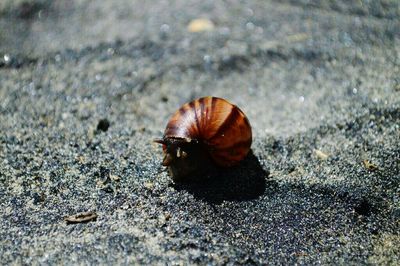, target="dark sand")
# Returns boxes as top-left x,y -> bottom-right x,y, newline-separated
0,0 -> 399,264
